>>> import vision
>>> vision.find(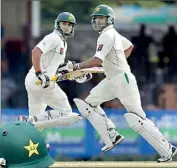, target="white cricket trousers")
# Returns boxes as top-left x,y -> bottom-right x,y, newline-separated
25,72 -> 72,116
85,72 -> 145,118
85,72 -> 173,158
